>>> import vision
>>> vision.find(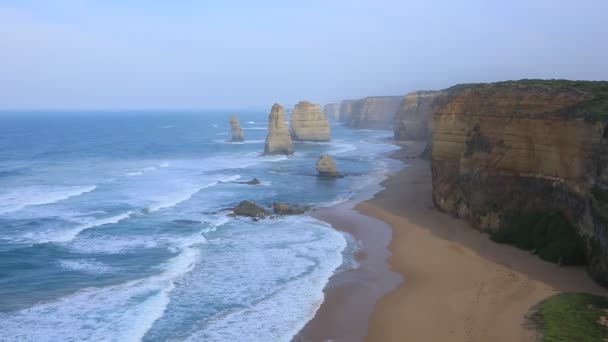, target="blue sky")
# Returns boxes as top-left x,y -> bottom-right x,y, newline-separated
0,0 -> 607,110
